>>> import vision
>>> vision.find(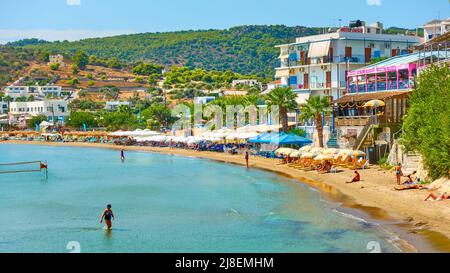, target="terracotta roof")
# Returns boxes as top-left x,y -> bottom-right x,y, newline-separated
334,91 -> 411,104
